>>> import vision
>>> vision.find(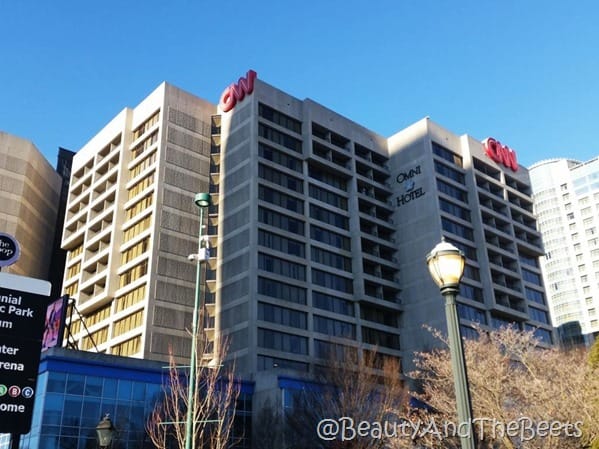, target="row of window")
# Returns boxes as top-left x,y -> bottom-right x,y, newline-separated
258,103 -> 302,134
118,260 -> 148,288
259,123 -> 303,153
259,143 -> 302,173
125,194 -> 152,221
